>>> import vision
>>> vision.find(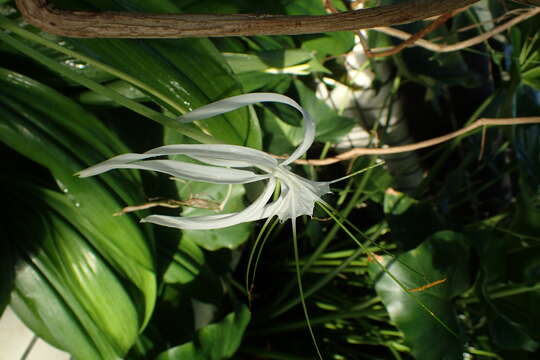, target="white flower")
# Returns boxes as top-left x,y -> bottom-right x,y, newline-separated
77,93 -> 331,230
